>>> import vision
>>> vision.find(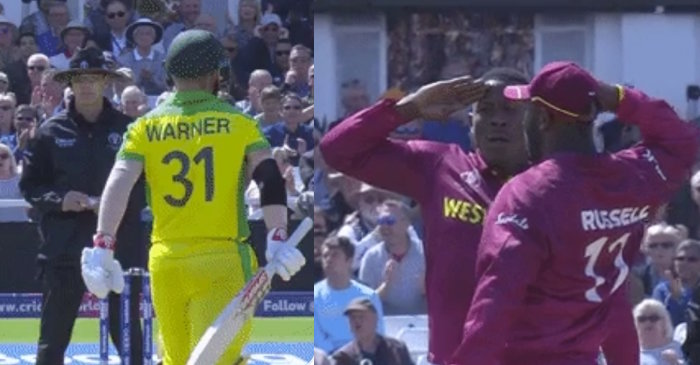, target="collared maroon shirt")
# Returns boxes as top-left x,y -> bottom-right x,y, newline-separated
321,99 -> 507,364
450,89 -> 700,365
